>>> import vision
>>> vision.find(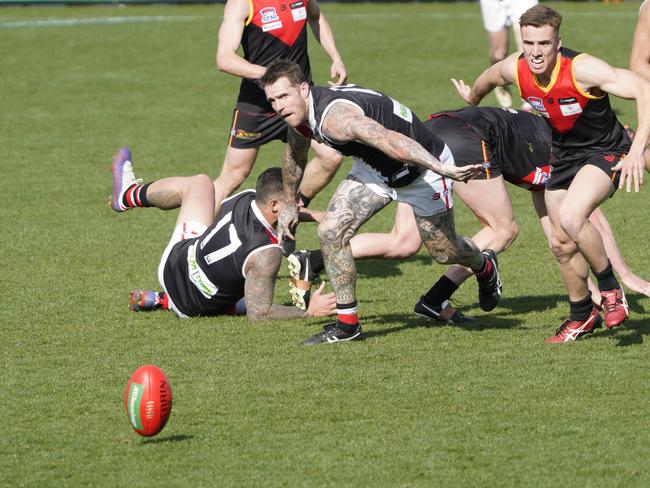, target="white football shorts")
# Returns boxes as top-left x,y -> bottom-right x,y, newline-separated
347,144 -> 455,217
480,0 -> 538,32
158,221 -> 207,318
